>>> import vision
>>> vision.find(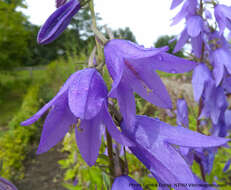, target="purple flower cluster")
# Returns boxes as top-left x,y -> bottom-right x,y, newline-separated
21,0 -> 231,188
171,0 -> 231,181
